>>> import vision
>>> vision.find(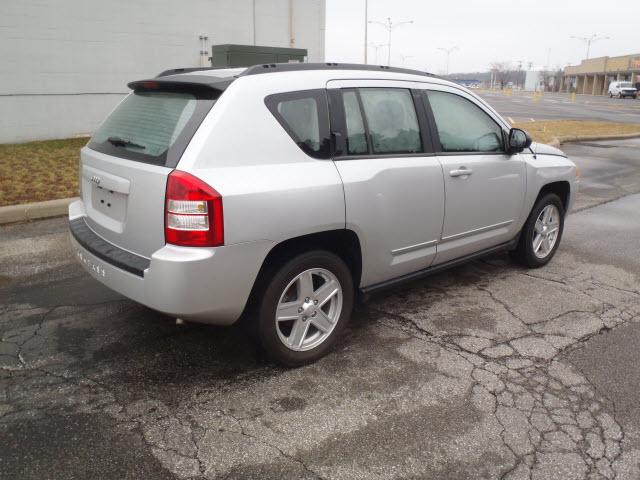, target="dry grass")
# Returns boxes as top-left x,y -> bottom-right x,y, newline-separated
512,120 -> 640,144
0,137 -> 87,207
